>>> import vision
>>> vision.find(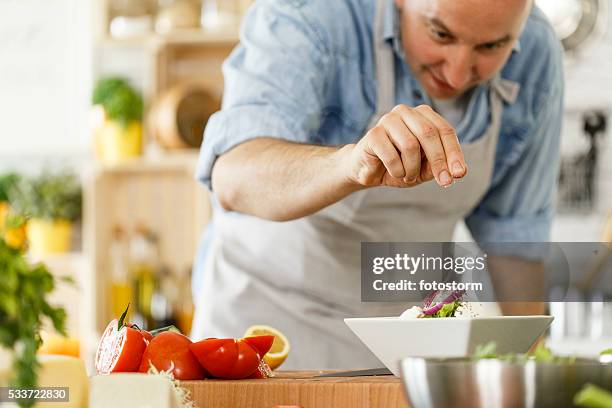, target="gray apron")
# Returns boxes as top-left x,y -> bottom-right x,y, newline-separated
191,0 -> 519,369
